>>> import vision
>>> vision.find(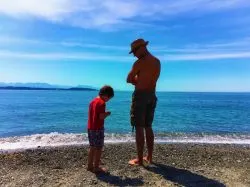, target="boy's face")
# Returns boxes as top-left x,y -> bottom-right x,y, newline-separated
102,95 -> 111,102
